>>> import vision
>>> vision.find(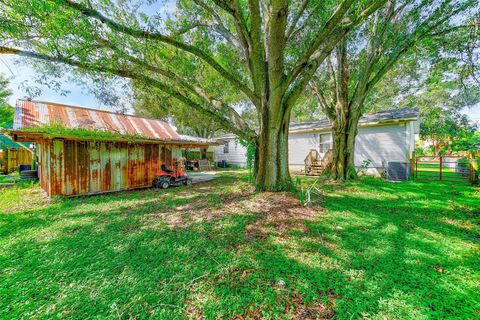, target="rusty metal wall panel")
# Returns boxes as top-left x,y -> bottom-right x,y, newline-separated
101,142 -> 111,192
15,100 -> 180,141
137,145 -> 145,188
172,146 -> 181,162
40,139 -> 177,196
63,140 -> 76,196
51,139 -> 64,196
38,143 -> 49,195
89,141 -> 101,193
110,143 -> 126,190
78,142 -> 90,194
152,144 -> 160,179
144,144 -> 153,186
16,148 -> 33,166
